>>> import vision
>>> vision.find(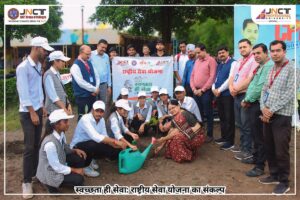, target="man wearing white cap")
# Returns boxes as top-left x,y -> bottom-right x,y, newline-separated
182,44 -> 196,97
16,36 -> 53,199
70,101 -> 126,177
129,91 -> 153,135
174,86 -> 202,122
157,88 -> 172,133
148,86 -> 160,117
37,109 -> 86,193
107,99 -> 139,149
